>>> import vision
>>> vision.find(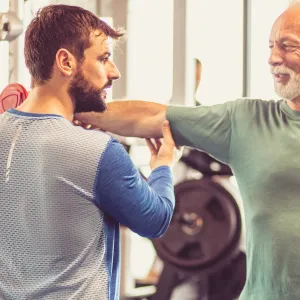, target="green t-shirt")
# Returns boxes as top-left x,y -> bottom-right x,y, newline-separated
167,98 -> 300,300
